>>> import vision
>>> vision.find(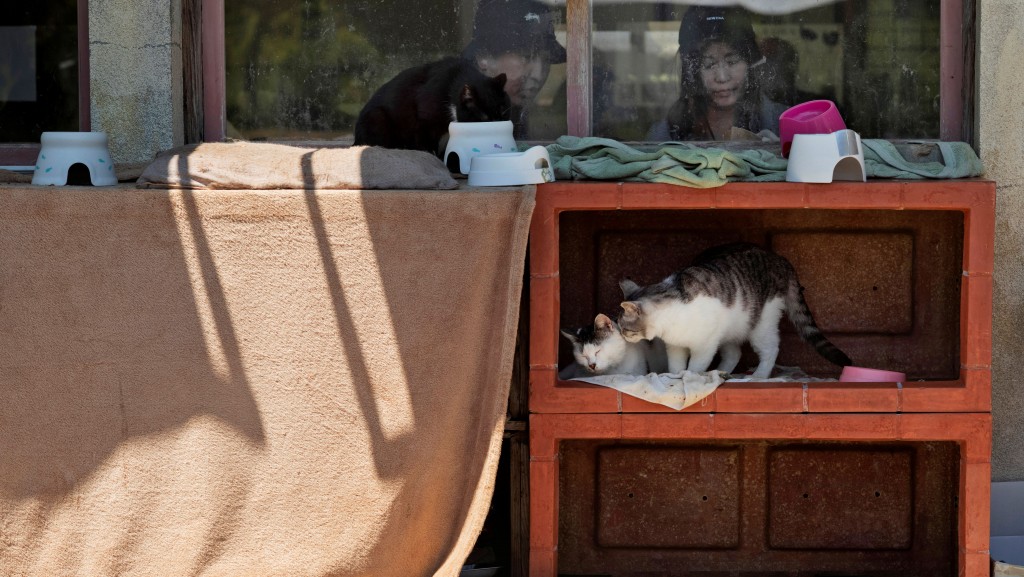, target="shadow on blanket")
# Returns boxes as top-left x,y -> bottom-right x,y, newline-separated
138,141 -> 460,190
0,146 -> 534,577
